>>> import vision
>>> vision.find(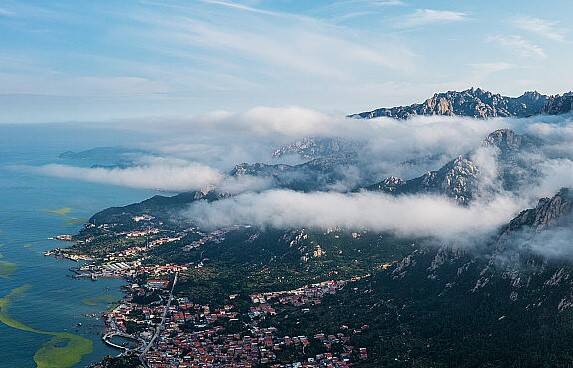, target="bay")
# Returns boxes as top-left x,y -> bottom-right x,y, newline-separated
0,124 -> 156,367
